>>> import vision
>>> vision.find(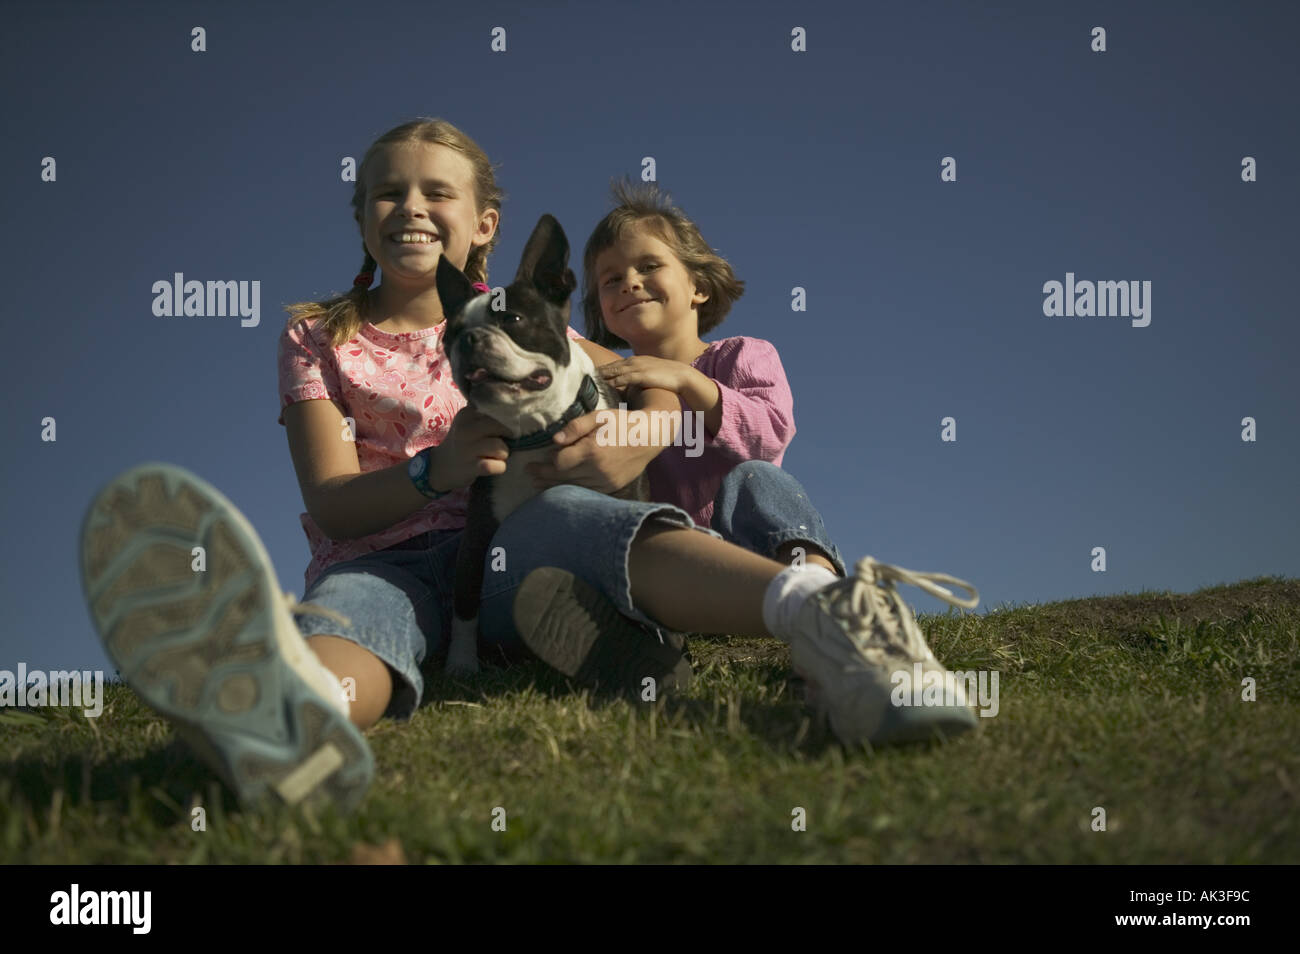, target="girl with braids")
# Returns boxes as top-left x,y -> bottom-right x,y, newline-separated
79,118 -> 982,811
